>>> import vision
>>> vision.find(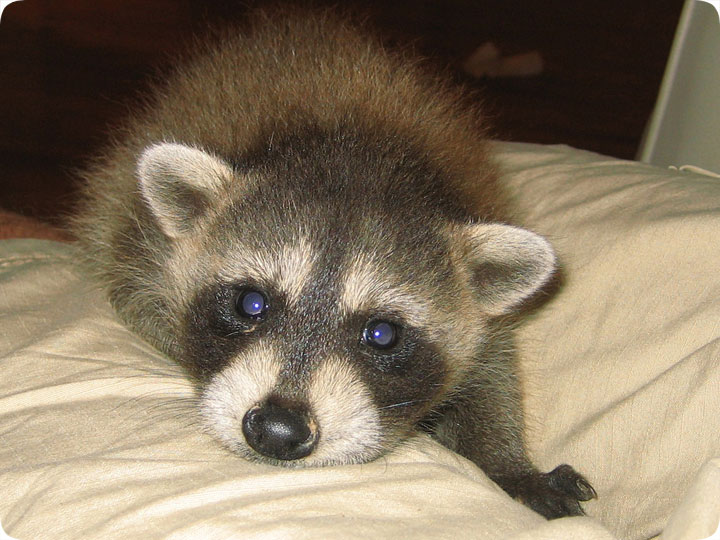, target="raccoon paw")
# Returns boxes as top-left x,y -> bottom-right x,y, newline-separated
507,464 -> 596,520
